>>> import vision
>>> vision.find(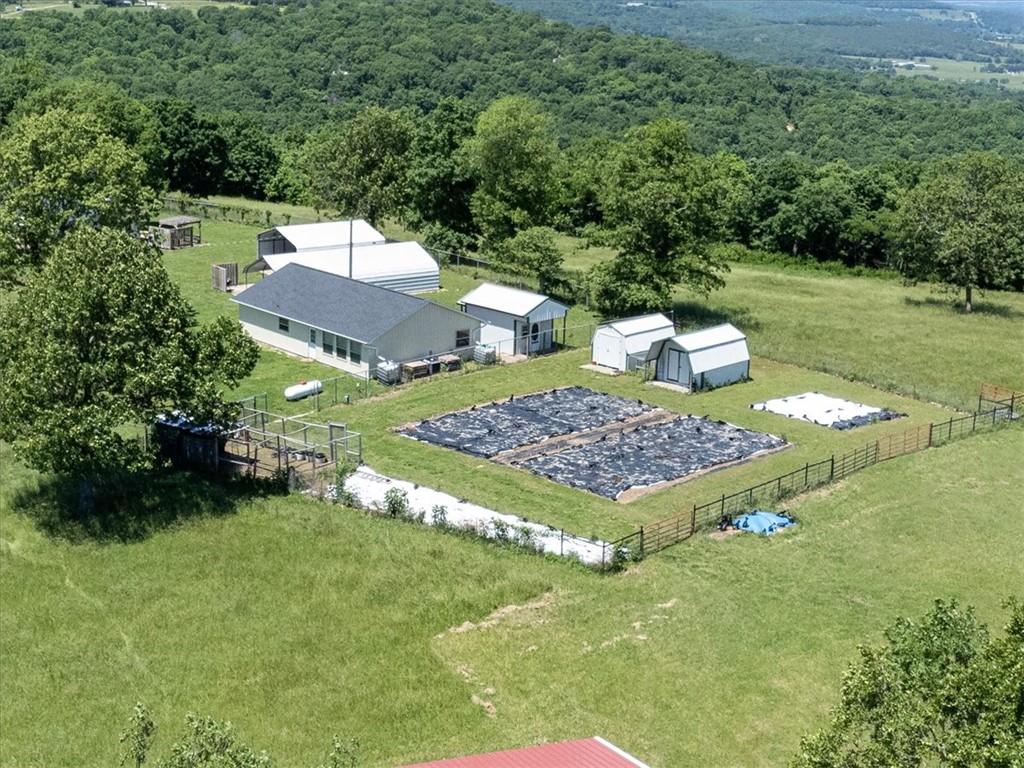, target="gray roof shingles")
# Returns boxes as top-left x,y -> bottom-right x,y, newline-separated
232,263 -> 428,343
